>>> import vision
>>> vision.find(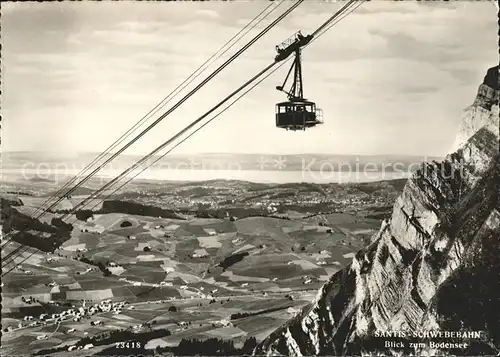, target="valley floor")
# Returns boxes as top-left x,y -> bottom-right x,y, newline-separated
1,178 -> 401,356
